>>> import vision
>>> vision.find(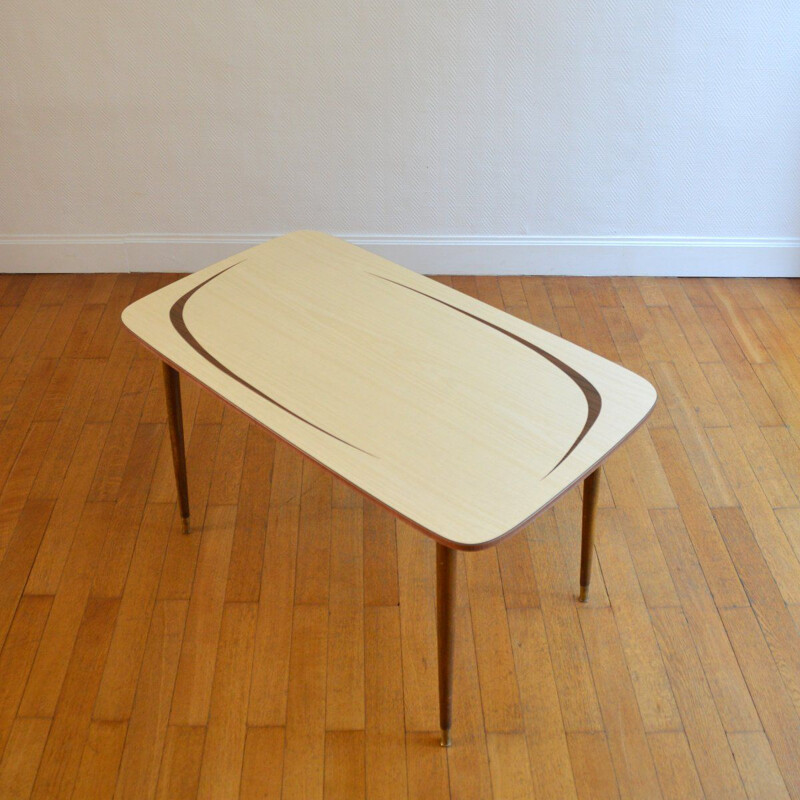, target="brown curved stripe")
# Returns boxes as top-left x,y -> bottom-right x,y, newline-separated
369,274 -> 602,476
169,261 -> 373,456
